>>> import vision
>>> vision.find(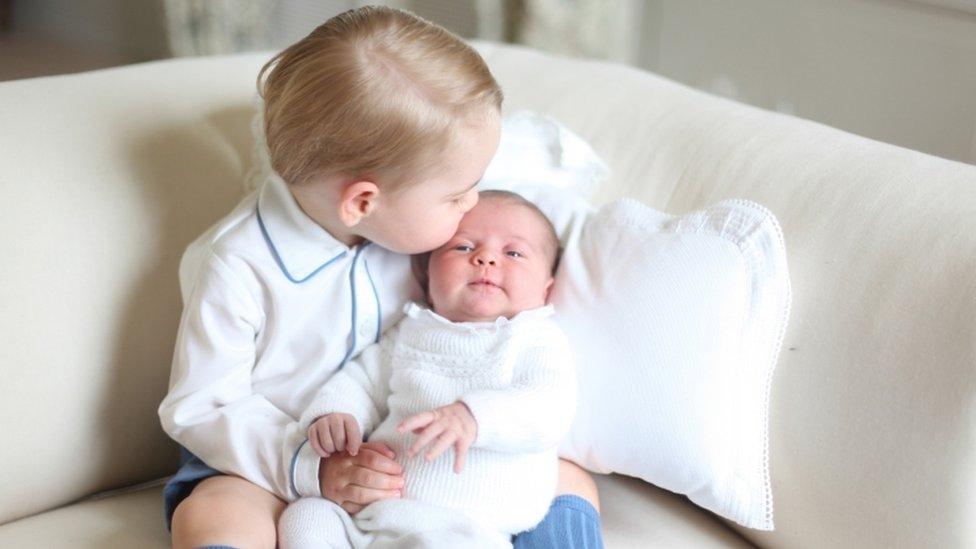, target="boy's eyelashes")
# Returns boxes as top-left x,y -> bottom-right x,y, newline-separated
448,190 -> 474,205
448,183 -> 480,205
